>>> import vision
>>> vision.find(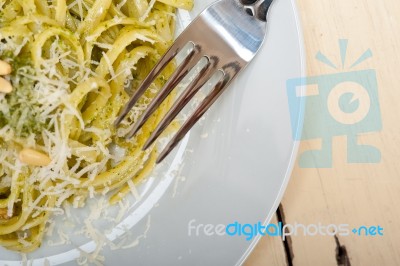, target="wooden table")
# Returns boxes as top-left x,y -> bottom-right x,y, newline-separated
245,0 -> 400,265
